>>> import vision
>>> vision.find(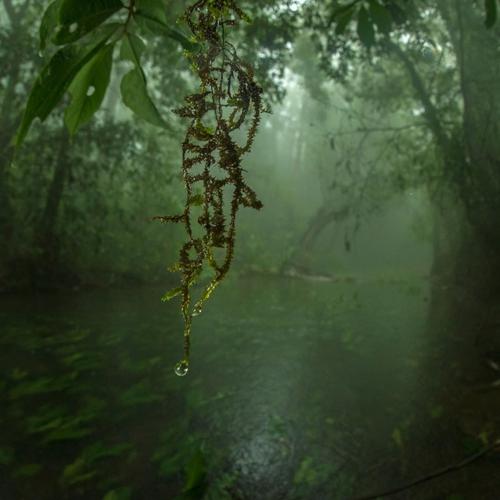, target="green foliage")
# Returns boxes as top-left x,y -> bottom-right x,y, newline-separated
17,0 -> 193,143
61,442 -> 133,487
54,0 -> 125,45
329,0 -> 498,47
16,26 -> 118,144
356,6 -> 375,48
484,0 -> 498,28
64,43 -> 114,134
181,449 -> 208,499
